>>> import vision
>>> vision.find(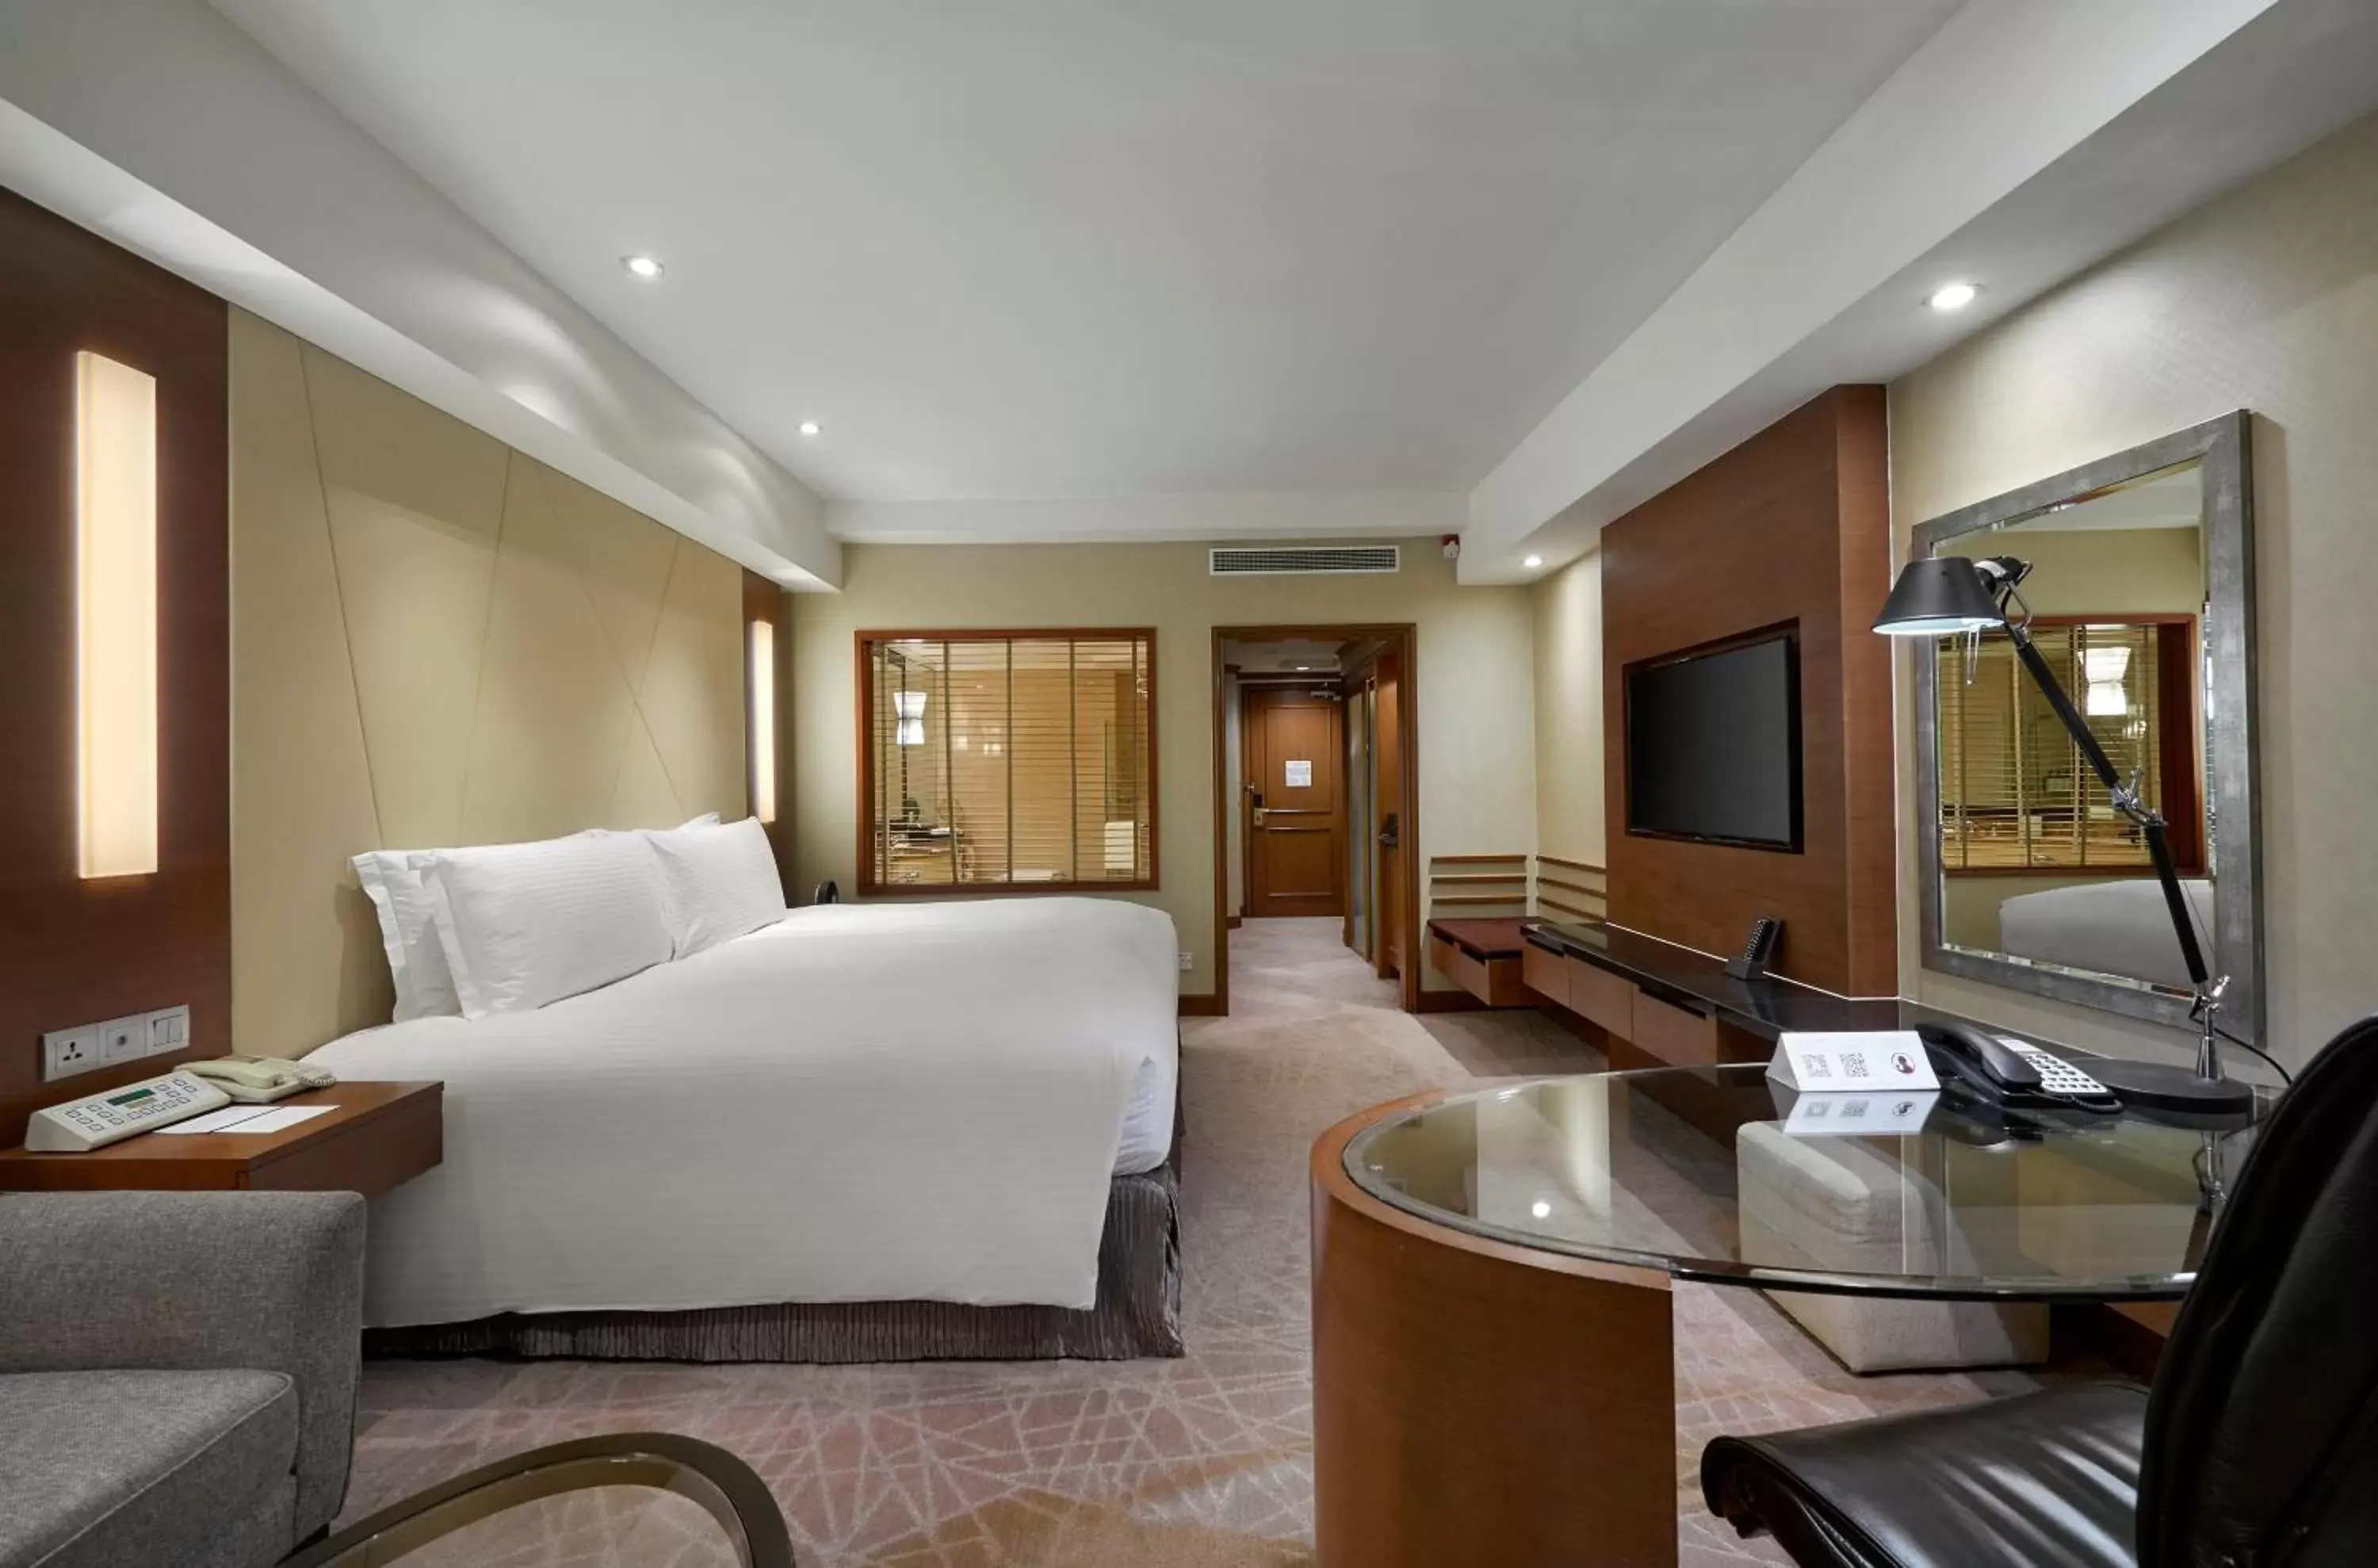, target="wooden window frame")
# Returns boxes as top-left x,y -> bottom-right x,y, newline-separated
853,628 -> 1160,897
1936,611 -> 2204,878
